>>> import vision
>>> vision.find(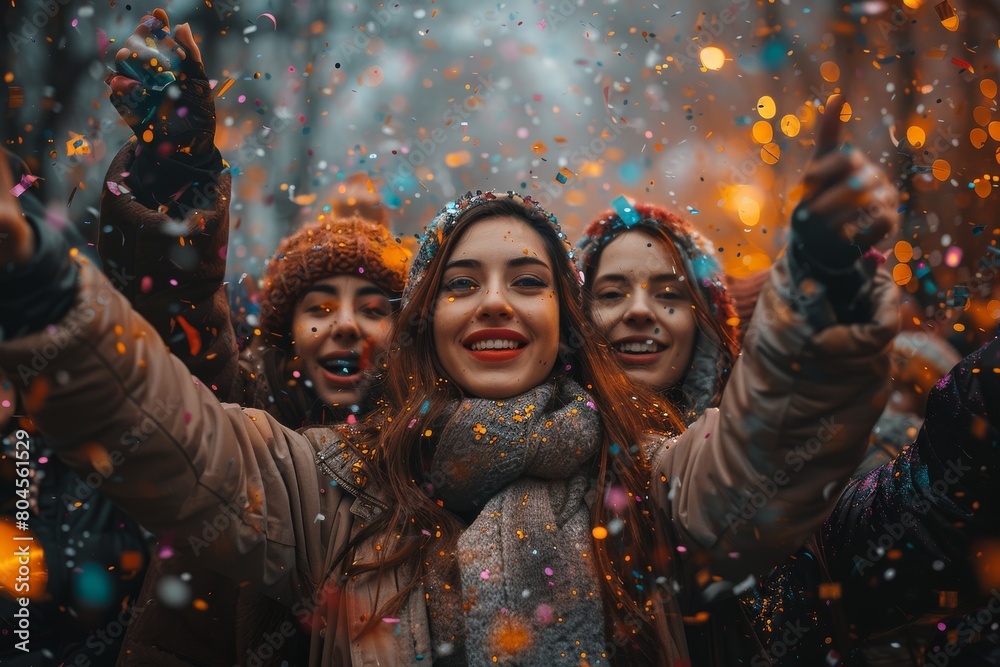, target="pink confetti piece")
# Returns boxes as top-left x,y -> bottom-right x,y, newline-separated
96,28 -> 110,58
537,19 -> 547,29
480,569 -> 490,580
543,567 -> 553,576
106,181 -> 122,197
10,174 -> 42,197
382,617 -> 400,624
257,13 -> 277,29
535,603 -> 554,624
